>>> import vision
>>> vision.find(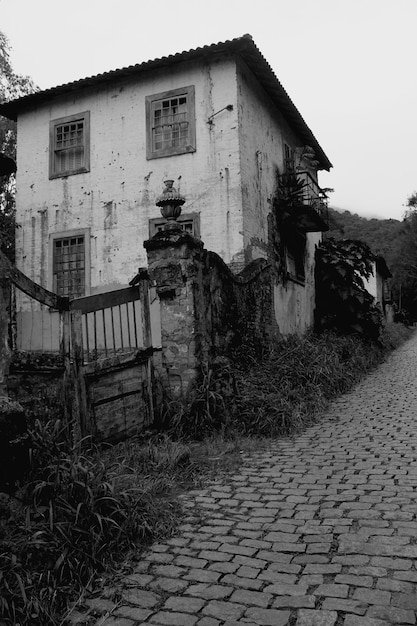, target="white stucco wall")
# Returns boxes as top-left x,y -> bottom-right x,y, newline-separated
15,55 -> 243,295
363,264 -> 378,301
234,60 -> 323,335
236,59 -> 305,262
273,232 -> 320,335
364,262 -> 385,308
